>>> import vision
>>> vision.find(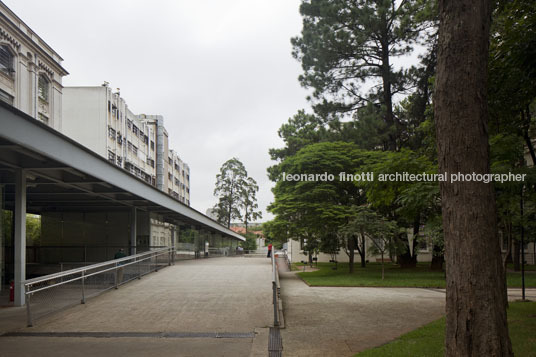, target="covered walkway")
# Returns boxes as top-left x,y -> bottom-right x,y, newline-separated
0,102 -> 245,306
0,257 -> 273,357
